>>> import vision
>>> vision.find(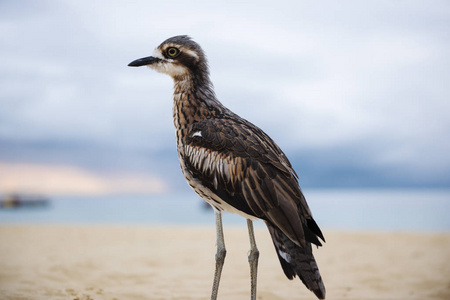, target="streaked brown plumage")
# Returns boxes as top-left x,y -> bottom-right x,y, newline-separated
129,35 -> 326,299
